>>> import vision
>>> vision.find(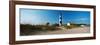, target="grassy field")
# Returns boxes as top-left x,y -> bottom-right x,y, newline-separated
20,24 -> 89,36
20,24 -> 60,35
